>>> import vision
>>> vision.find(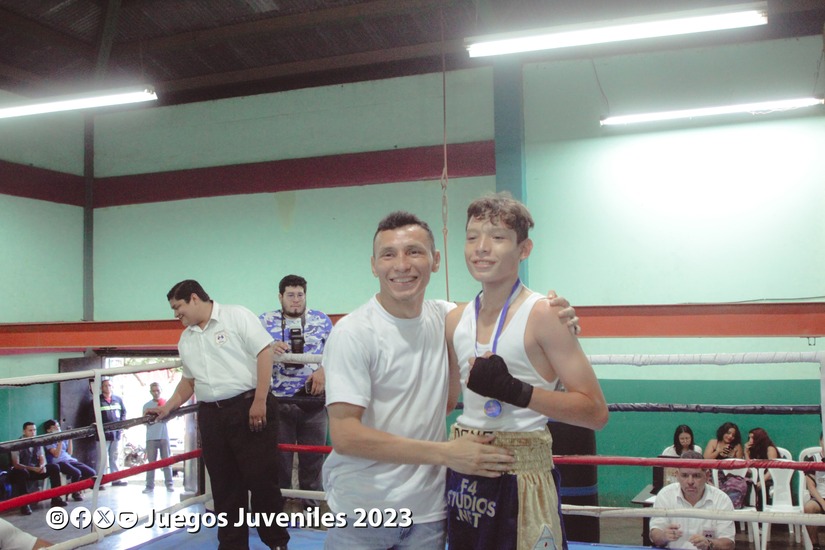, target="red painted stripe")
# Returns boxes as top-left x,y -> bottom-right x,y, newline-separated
94,140 -> 496,207
0,159 -> 85,206
1,304 -> 824,355
0,347 -> 85,356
